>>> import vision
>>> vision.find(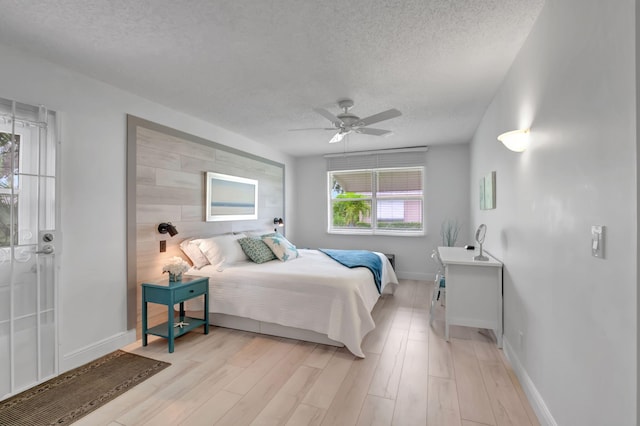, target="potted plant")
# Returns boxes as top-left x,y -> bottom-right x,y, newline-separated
440,219 -> 461,247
